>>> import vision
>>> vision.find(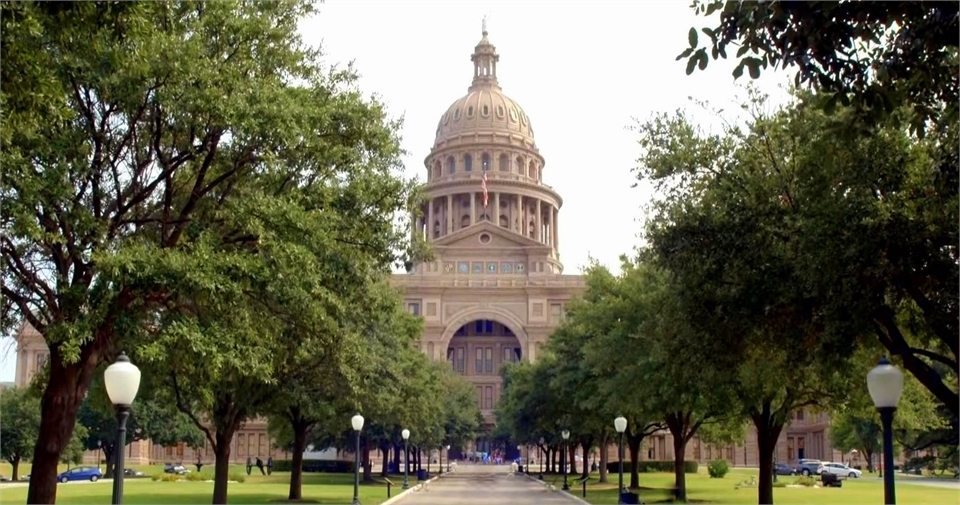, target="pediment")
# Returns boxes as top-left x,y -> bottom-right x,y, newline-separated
433,222 -> 547,250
